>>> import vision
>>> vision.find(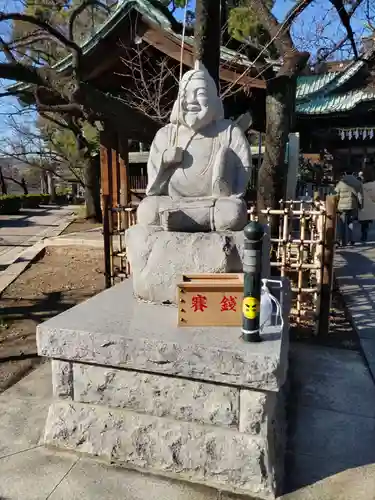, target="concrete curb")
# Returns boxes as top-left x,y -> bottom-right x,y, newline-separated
44,236 -> 104,249
0,215 -> 75,296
